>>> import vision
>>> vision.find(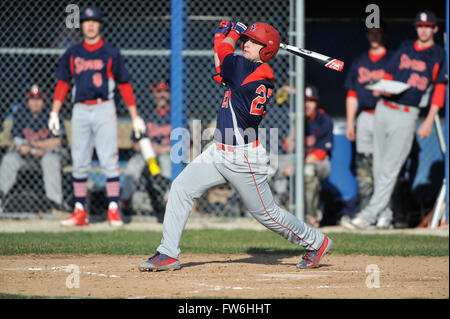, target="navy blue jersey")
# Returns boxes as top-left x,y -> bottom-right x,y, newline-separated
214,54 -> 275,145
12,105 -> 63,142
305,109 -> 333,158
385,40 -> 446,107
55,39 -> 132,103
344,50 -> 393,110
